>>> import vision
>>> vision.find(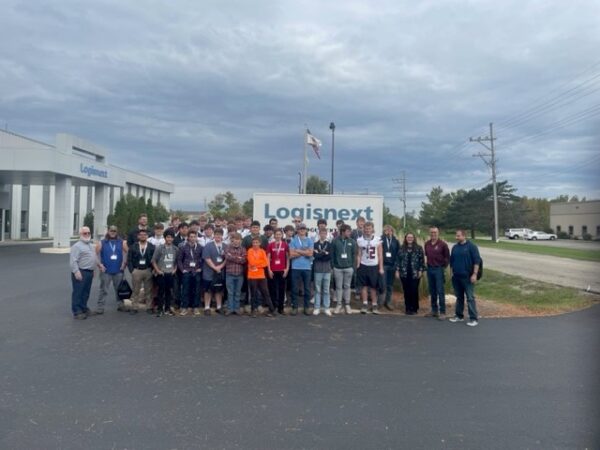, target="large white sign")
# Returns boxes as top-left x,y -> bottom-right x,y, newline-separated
253,193 -> 384,234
